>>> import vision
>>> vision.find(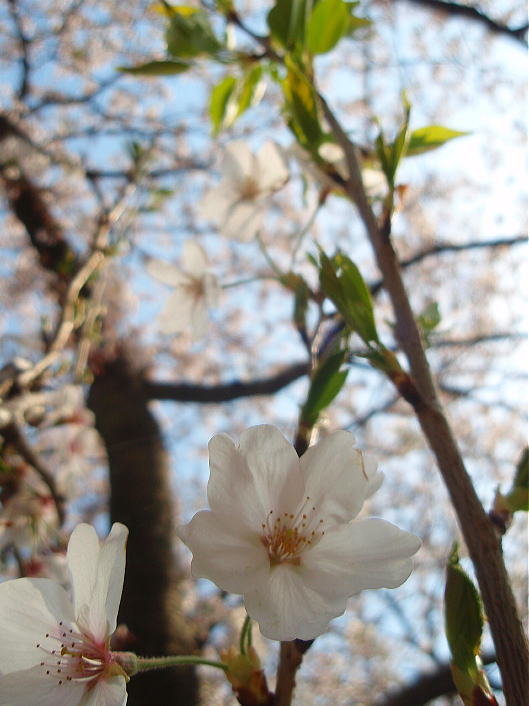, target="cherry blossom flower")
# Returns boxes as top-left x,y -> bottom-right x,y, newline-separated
0,486 -> 58,552
0,522 -> 129,705
200,141 -> 289,241
179,425 -> 420,641
146,240 -> 220,341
